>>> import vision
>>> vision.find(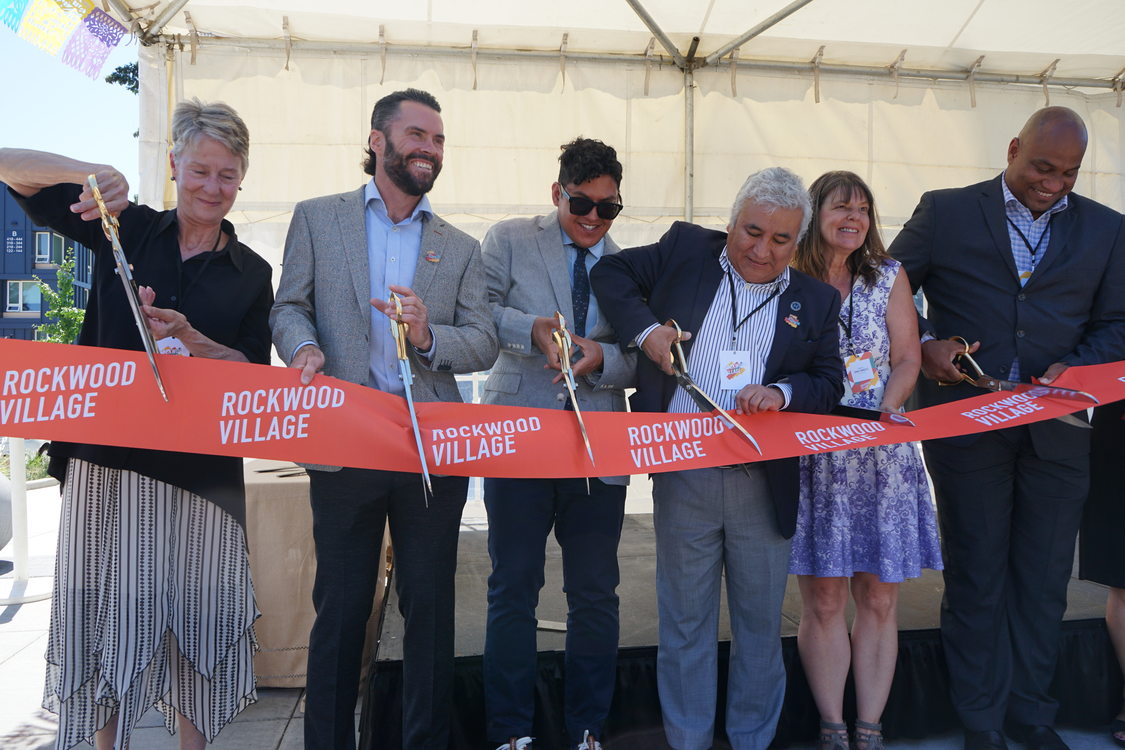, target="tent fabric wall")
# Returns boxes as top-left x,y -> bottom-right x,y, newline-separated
138,39 -> 1125,273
